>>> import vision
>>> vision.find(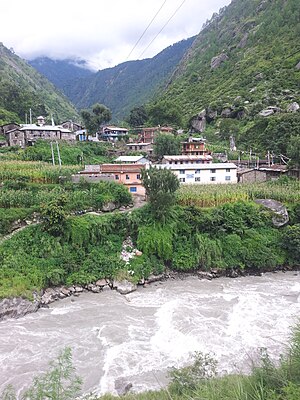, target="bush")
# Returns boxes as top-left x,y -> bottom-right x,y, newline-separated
282,224 -> 300,264
137,223 -> 173,261
169,352 -> 217,395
